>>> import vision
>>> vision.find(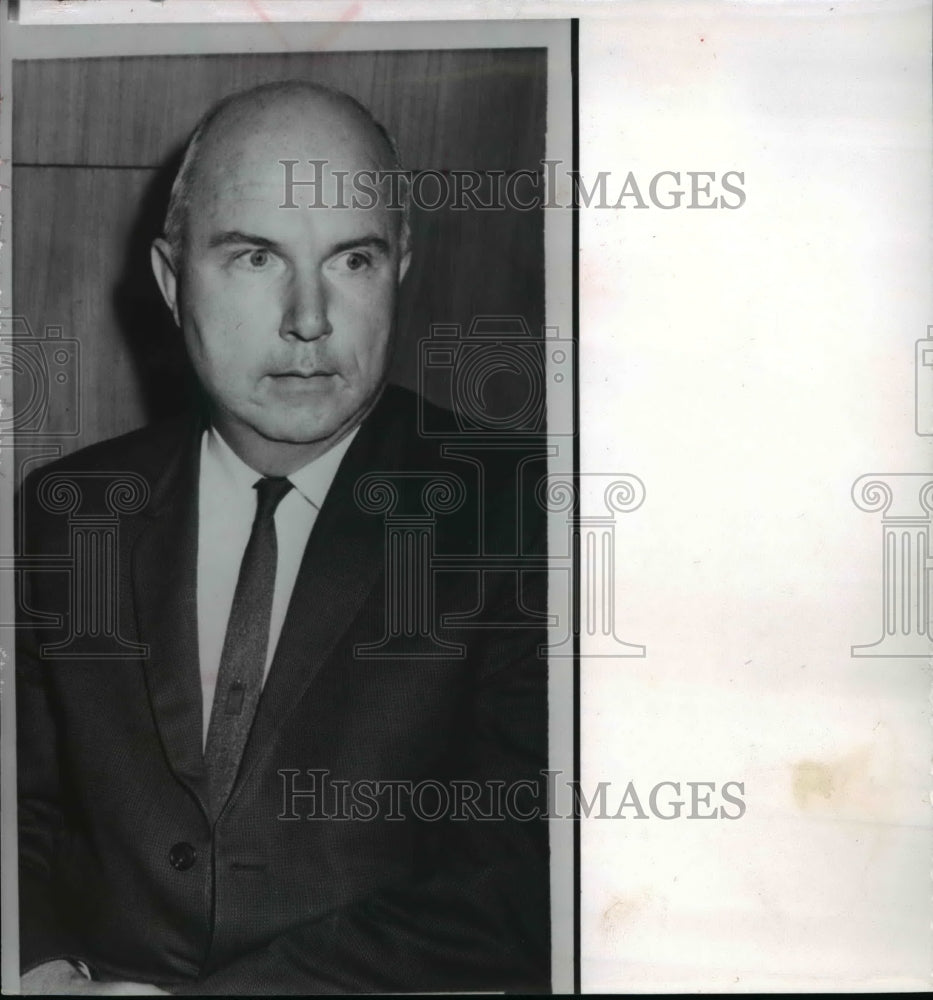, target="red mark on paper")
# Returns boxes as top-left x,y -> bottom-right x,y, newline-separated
247,0 -> 363,51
